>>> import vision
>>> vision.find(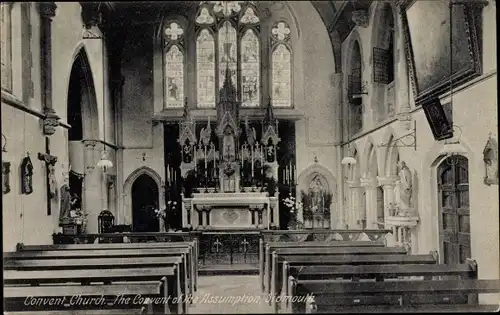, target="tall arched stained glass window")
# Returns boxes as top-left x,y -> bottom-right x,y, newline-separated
163,21 -> 185,108
241,29 -> 260,107
218,21 -> 237,89
196,29 -> 216,108
271,44 -> 291,107
271,21 -> 292,107
164,45 -> 184,108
